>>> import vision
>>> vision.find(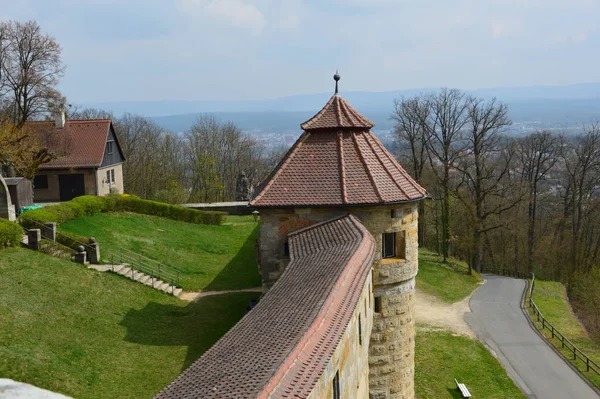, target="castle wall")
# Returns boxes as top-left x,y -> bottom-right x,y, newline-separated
307,269 -> 373,399
257,203 -> 419,399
